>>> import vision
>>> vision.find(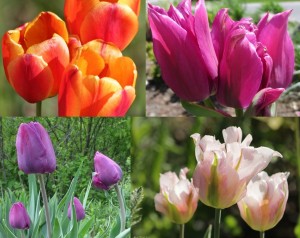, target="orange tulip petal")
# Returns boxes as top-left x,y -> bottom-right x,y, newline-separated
26,34 -> 70,96
119,0 -> 140,15
24,12 -> 68,49
64,0 -> 99,35
58,65 -> 82,116
80,76 -> 122,116
2,30 -> 25,82
75,47 -> 105,76
99,85 -> 135,116
7,54 -> 53,103
84,40 -> 122,63
68,35 -> 82,60
80,2 -> 138,50
107,56 -> 137,88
